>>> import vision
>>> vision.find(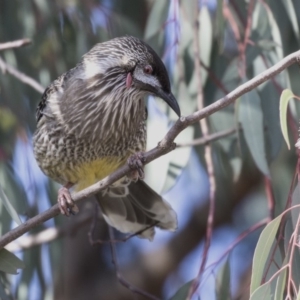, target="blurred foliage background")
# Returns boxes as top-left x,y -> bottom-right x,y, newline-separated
0,0 -> 300,299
